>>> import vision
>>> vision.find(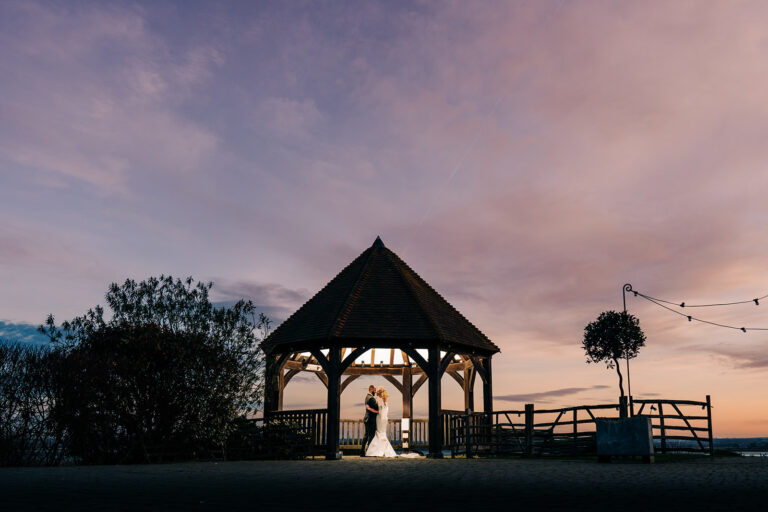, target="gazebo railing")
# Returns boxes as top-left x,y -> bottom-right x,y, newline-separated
340,418 -> 429,451
264,409 -> 328,451
265,409 -> 466,453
